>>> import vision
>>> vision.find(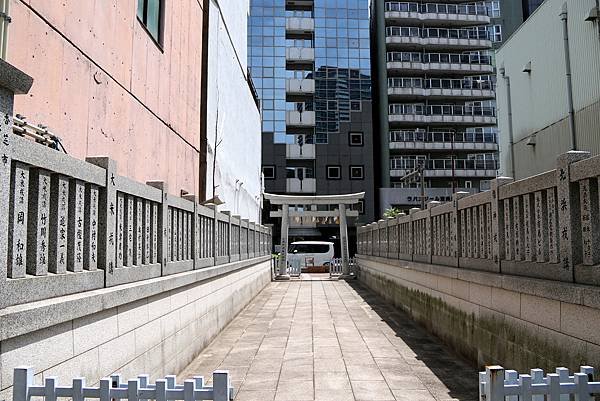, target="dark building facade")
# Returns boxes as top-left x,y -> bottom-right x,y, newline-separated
249,0 -> 375,254
370,0 -> 529,215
